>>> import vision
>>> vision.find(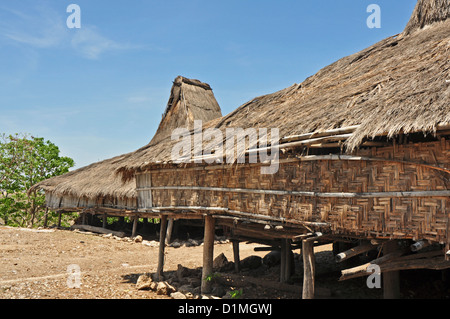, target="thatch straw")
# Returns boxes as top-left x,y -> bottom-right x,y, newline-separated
117,0 -> 450,179
404,0 -> 450,35
30,76 -> 222,209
